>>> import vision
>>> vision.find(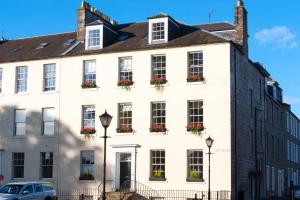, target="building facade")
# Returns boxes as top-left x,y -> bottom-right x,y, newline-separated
0,0 -> 299,199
